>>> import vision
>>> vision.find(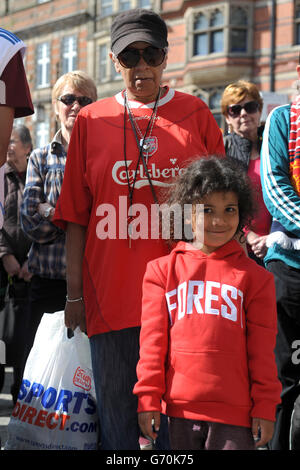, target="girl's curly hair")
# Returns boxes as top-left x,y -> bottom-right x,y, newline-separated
159,155 -> 256,243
